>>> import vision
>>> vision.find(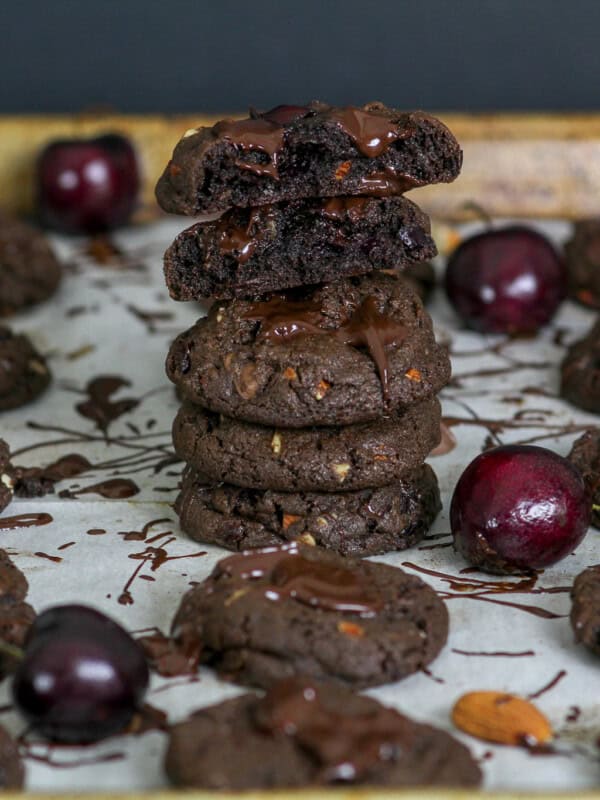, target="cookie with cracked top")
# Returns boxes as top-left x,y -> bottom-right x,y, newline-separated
164,196 -> 436,300
172,397 -> 441,492
167,273 -> 450,427
0,548 -> 36,679
156,102 -> 462,215
171,542 -> 449,689
568,429 -> 600,528
564,219 -> 600,309
175,464 -> 441,556
571,564 -> 600,656
0,210 -> 62,315
560,319 -> 600,414
0,326 -> 51,410
165,677 -> 481,790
